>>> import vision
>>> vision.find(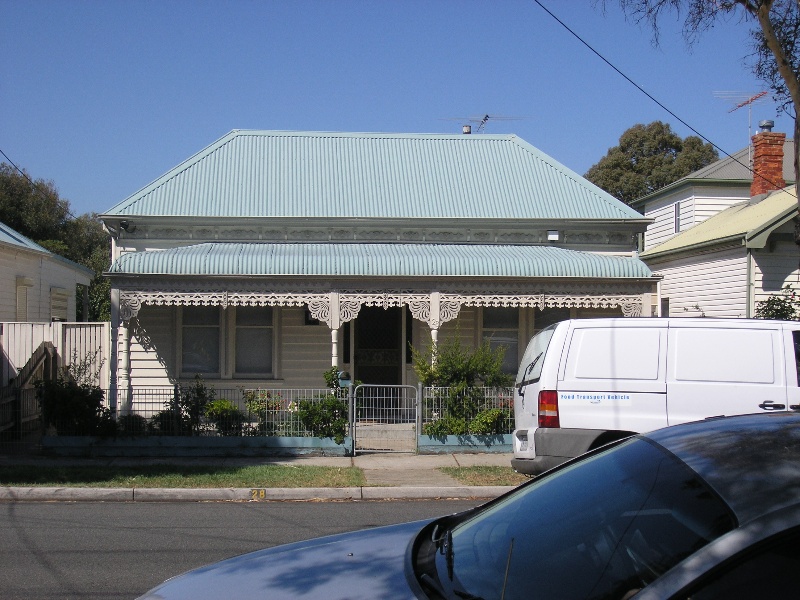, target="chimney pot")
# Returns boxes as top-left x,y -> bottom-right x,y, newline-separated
759,120 -> 775,132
